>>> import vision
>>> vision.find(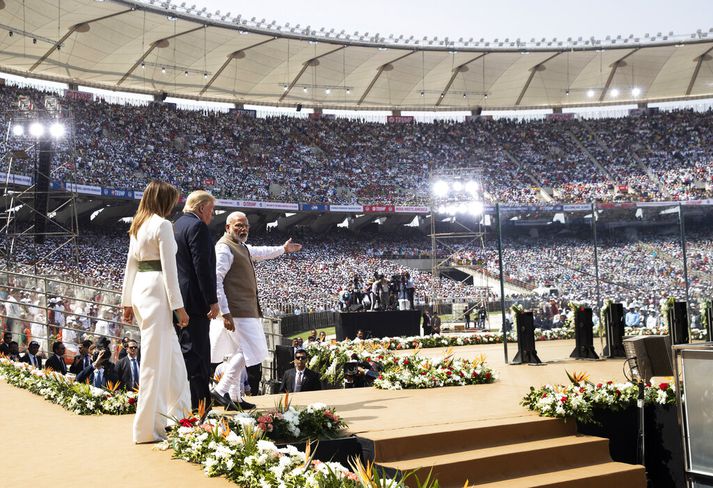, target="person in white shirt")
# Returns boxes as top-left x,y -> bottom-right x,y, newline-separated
210,211 -> 302,409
